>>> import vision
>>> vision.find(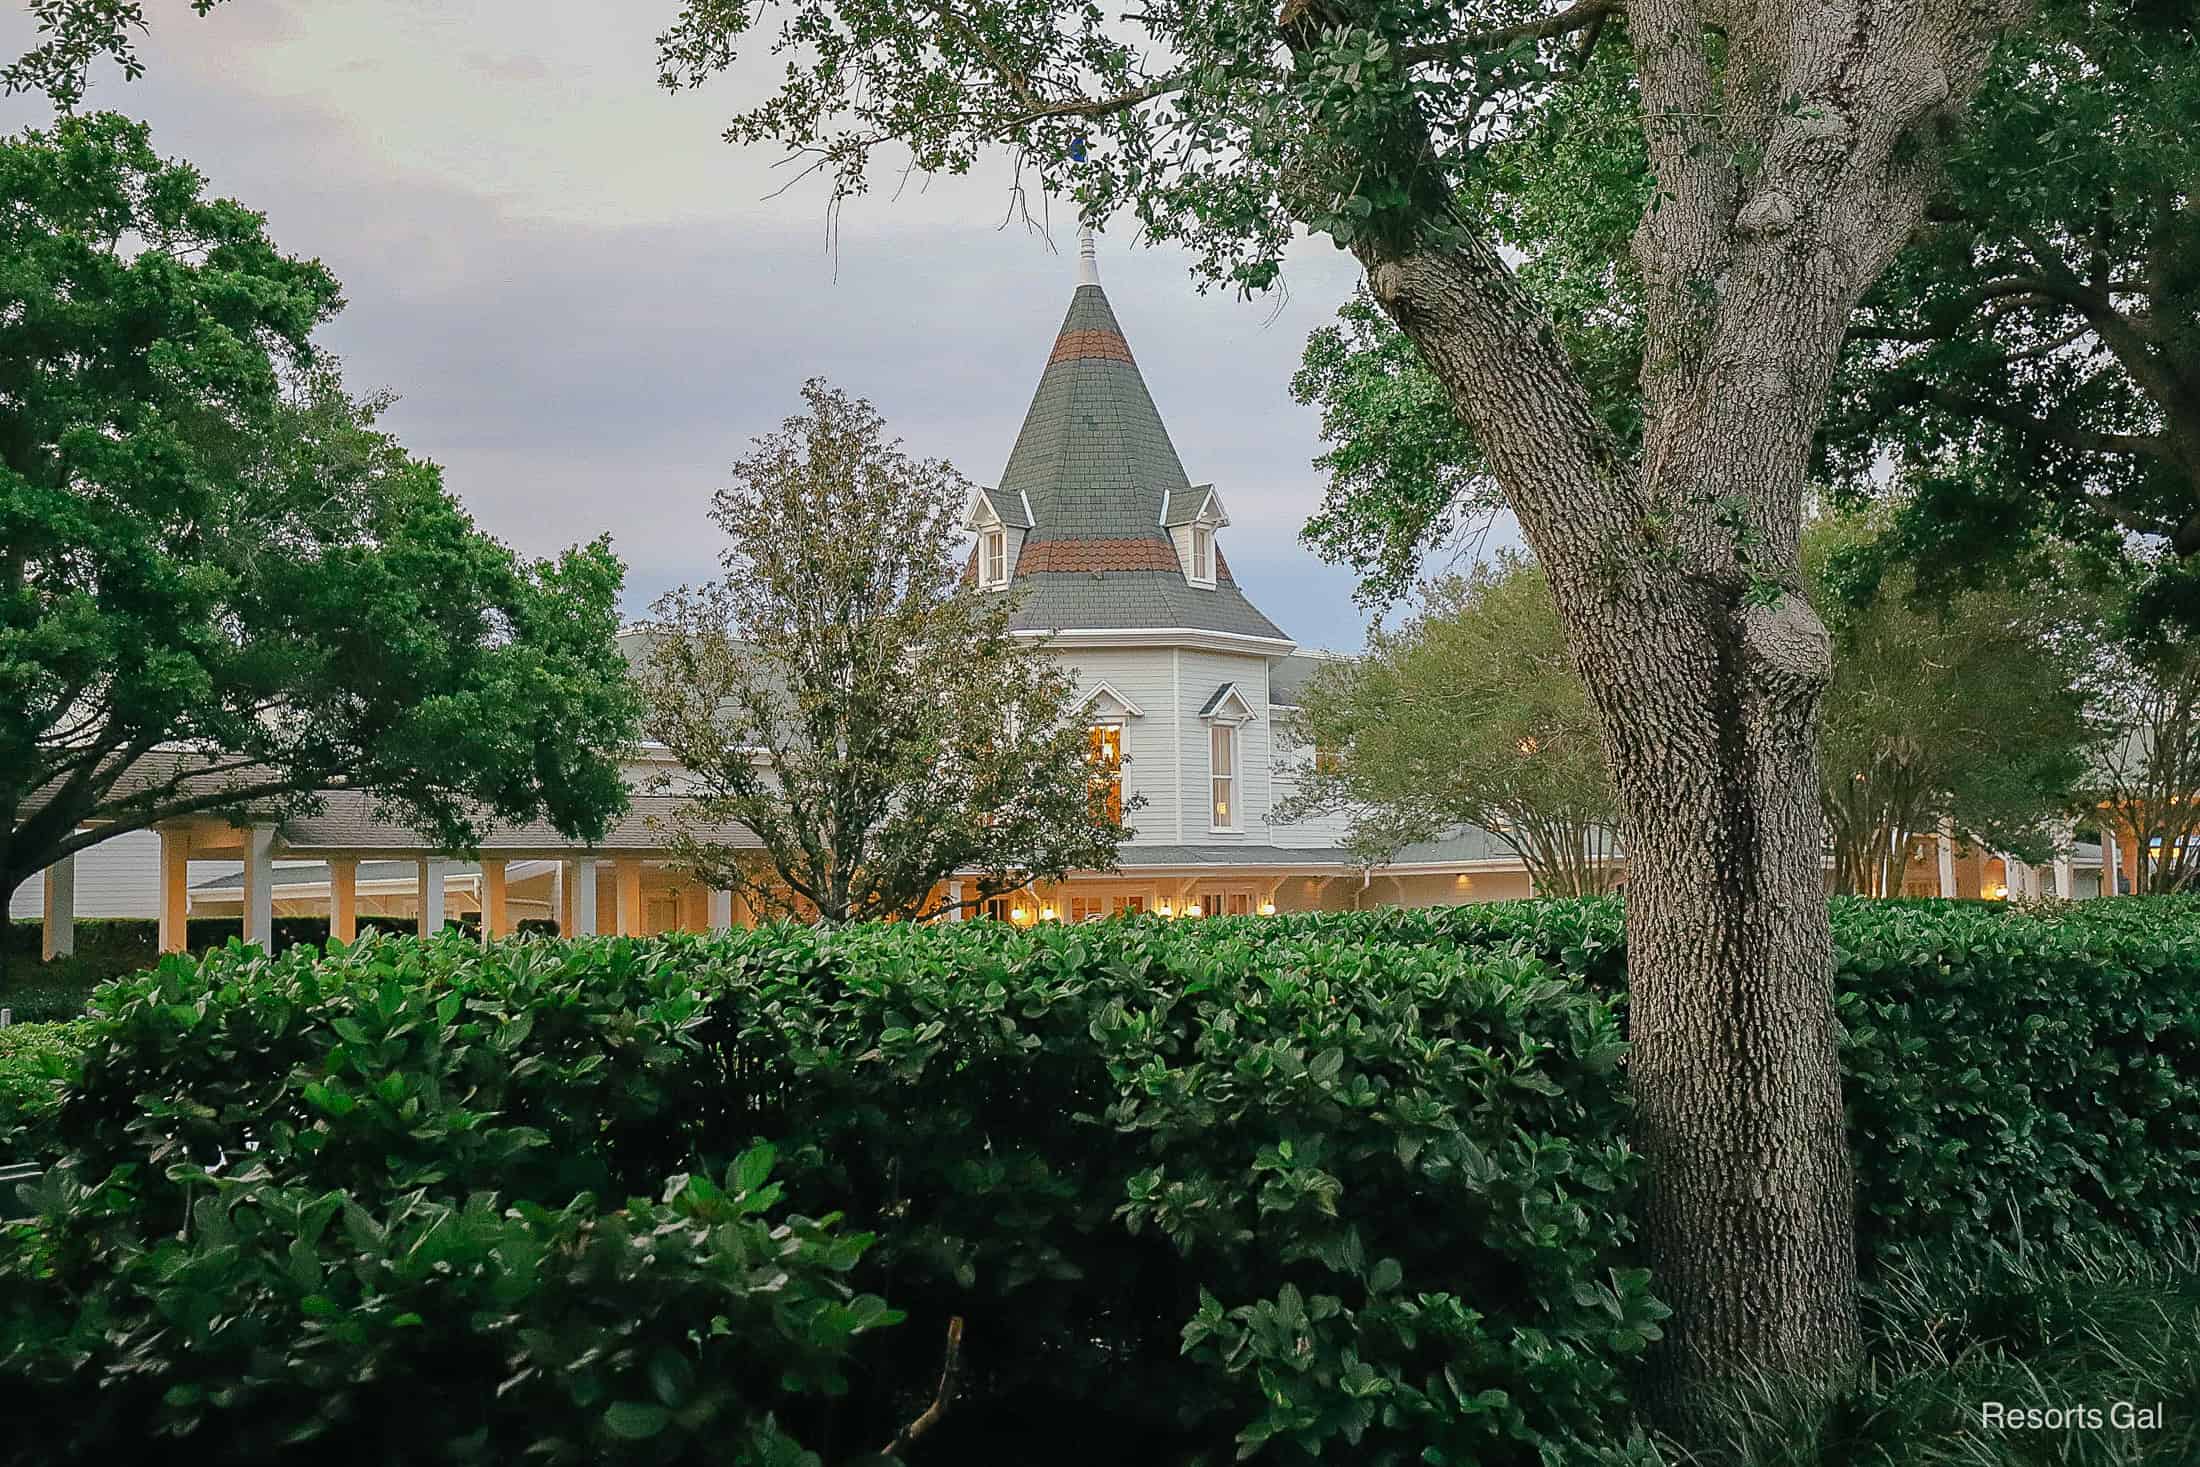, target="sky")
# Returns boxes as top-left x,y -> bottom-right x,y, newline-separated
0,0 -> 1439,653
